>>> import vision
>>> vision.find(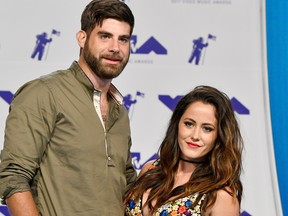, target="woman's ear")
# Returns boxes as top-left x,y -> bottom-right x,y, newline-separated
77,30 -> 87,48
